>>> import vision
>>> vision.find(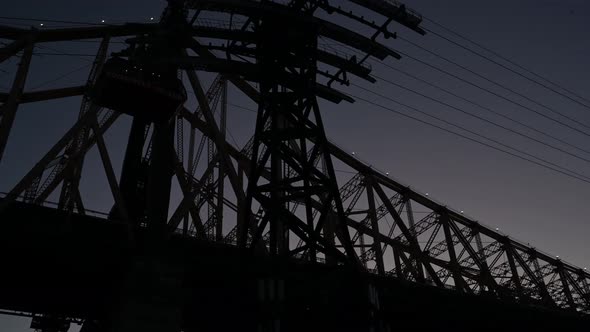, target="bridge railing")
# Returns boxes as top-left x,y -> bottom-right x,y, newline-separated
0,192 -> 110,219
